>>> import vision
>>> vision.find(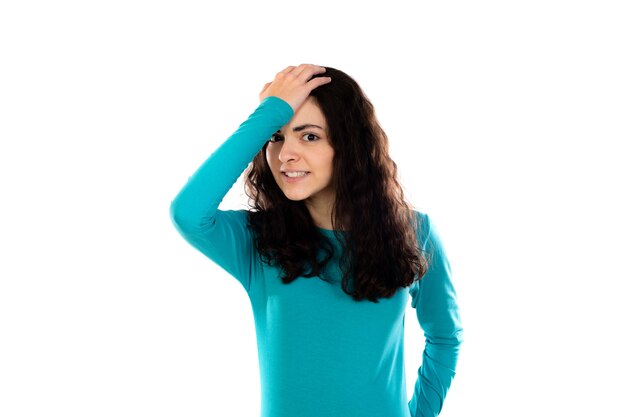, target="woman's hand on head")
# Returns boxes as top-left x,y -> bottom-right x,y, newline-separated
259,64 -> 331,113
